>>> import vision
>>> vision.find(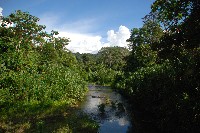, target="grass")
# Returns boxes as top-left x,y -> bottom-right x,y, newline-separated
0,100 -> 99,133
